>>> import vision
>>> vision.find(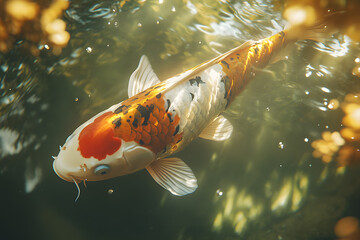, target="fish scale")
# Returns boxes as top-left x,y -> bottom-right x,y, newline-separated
162,64 -> 228,154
